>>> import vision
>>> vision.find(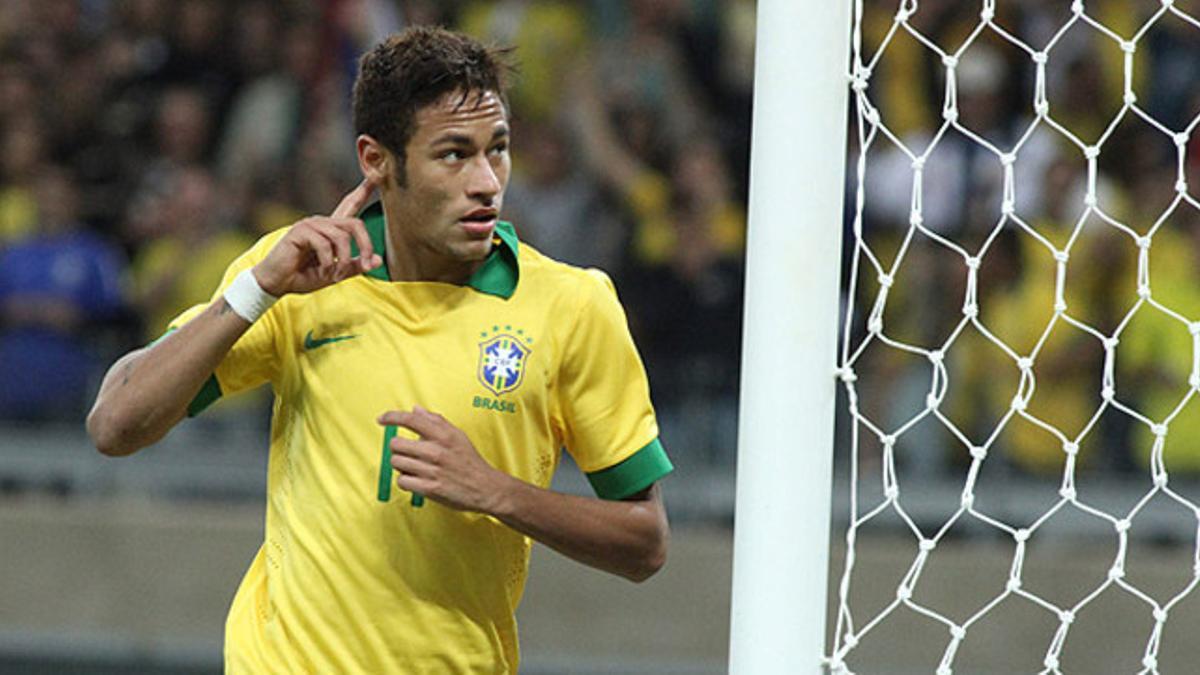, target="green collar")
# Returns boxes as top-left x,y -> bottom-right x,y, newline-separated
352,201 -> 519,299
